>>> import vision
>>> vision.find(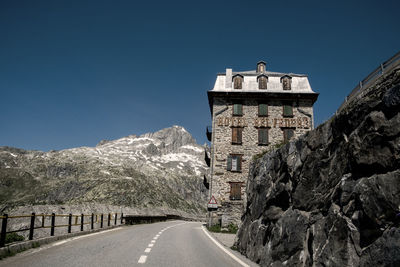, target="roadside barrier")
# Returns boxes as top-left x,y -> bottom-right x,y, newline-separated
0,212 -> 124,247
337,50 -> 400,114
